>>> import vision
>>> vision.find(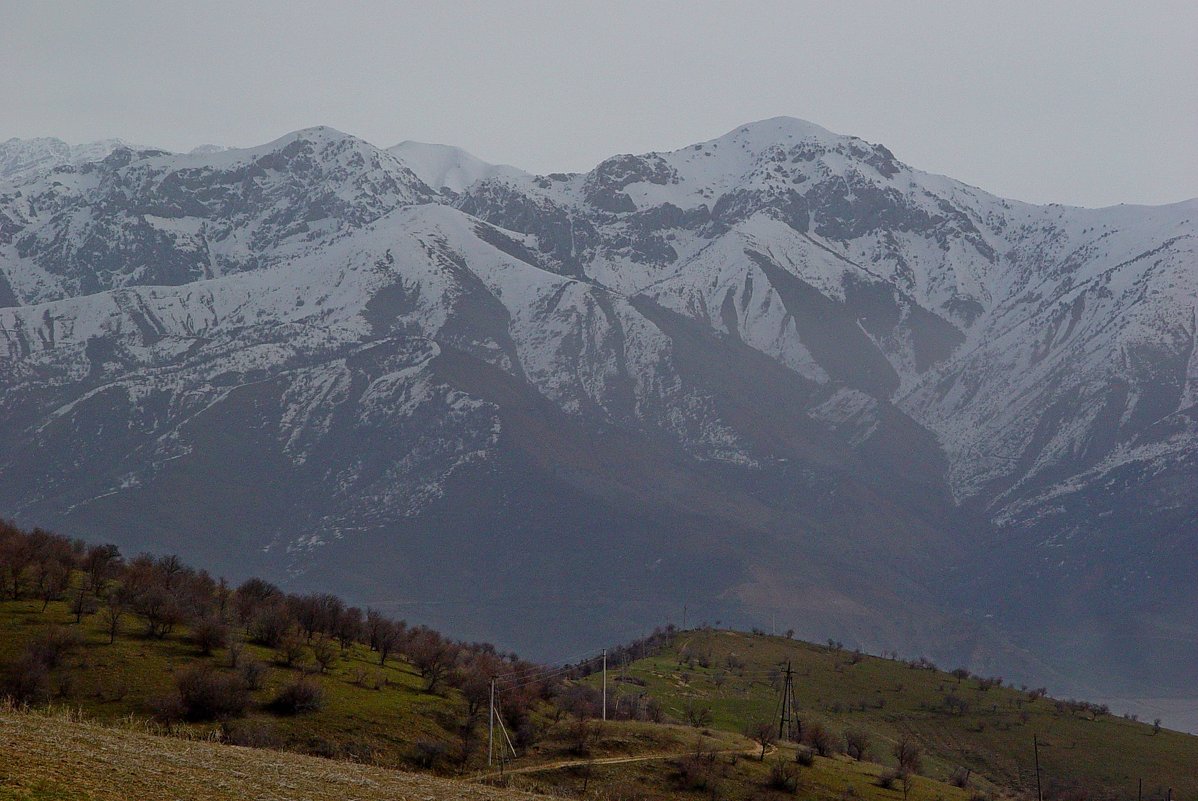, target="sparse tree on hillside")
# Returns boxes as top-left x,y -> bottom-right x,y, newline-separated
748,720 -> 776,761
408,628 -> 452,693
376,619 -> 400,666
35,561 -> 70,611
70,585 -> 96,623
804,720 -> 834,757
312,636 -> 337,674
894,734 -> 923,774
192,616 -> 229,656
337,606 -> 363,651
844,728 -> 870,761
215,577 -> 231,618
250,603 -> 292,648
365,607 -> 384,651
100,595 -> 125,644
83,543 -> 122,595
136,584 -> 183,639
684,701 -> 713,728
233,577 -> 281,633
277,628 -> 306,668
456,652 -> 502,720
